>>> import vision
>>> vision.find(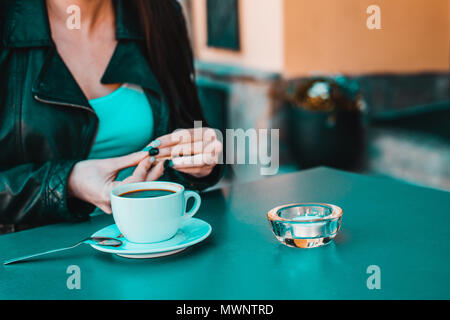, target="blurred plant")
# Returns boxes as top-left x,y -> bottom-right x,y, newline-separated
272,75 -> 364,112
269,75 -> 367,170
